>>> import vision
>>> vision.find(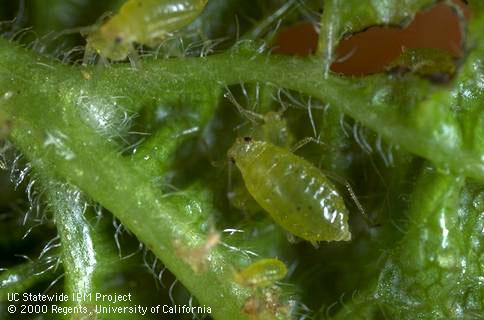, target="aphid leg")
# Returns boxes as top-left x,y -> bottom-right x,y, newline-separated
224,86 -> 264,124
285,233 -> 300,244
310,241 -> 319,249
290,136 -> 325,153
127,49 -> 142,70
82,46 -> 95,67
